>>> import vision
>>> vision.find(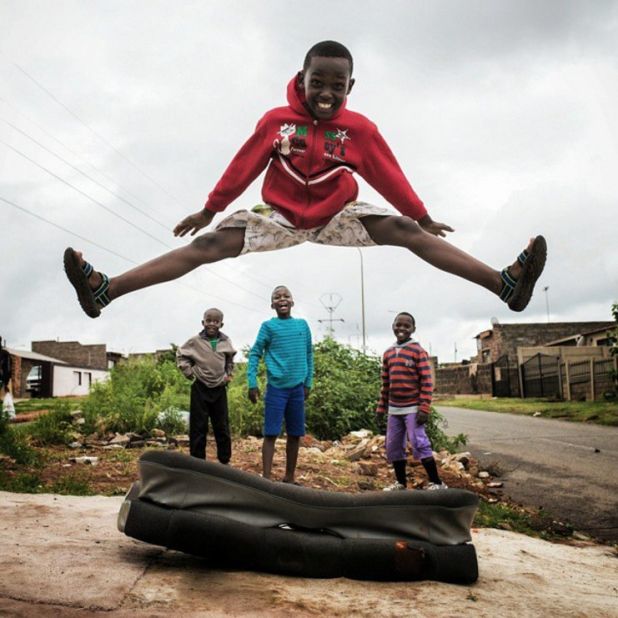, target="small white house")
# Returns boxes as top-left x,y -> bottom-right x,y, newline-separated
8,348 -> 109,398
52,364 -> 109,396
